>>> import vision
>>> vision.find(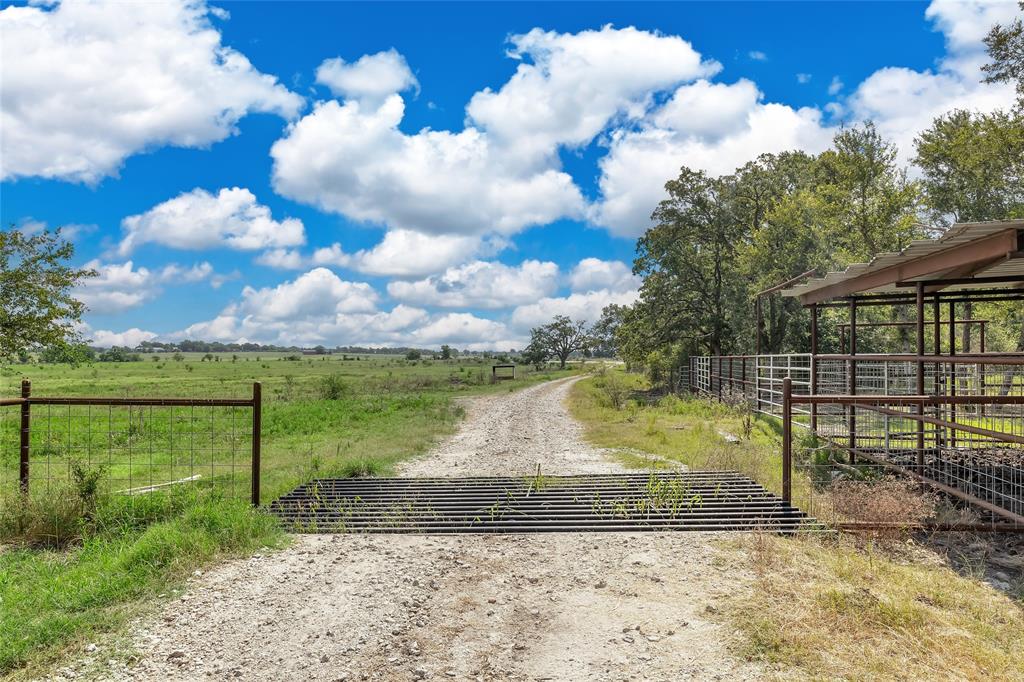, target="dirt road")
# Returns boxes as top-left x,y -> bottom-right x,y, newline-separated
399,376 -> 625,477
71,377 -> 764,682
